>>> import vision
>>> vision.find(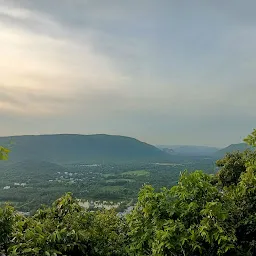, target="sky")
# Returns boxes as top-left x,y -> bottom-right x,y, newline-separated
0,0 -> 256,147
